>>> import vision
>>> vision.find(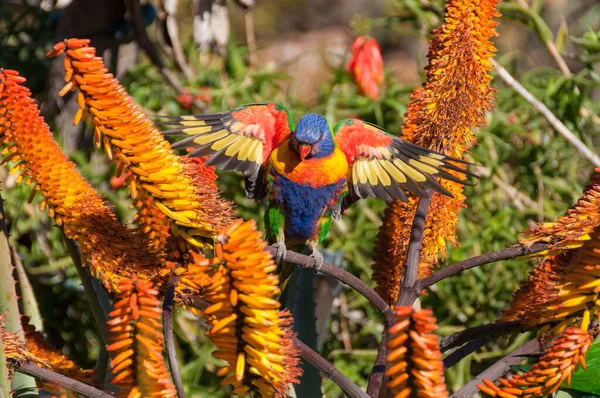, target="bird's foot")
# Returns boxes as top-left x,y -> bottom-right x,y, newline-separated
310,249 -> 324,274
272,241 -> 288,263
